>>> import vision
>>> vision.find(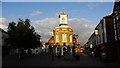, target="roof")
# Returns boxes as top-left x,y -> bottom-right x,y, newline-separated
0,28 -> 7,34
